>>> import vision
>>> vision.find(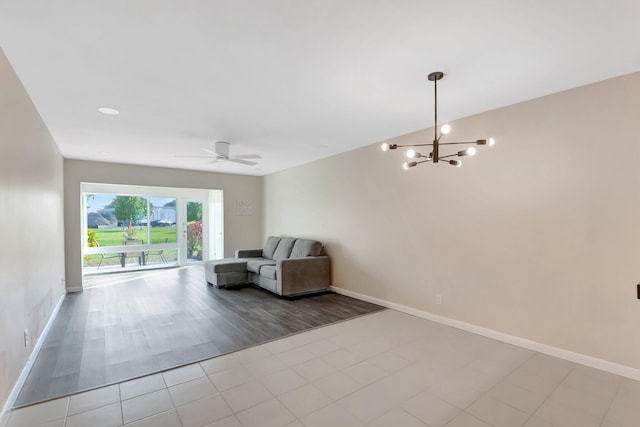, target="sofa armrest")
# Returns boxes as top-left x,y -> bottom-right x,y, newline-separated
277,256 -> 331,296
235,249 -> 263,258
